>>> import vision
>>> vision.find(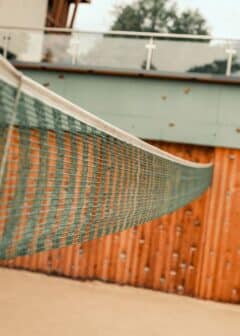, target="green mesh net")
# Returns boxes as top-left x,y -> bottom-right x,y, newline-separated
0,62 -> 212,260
